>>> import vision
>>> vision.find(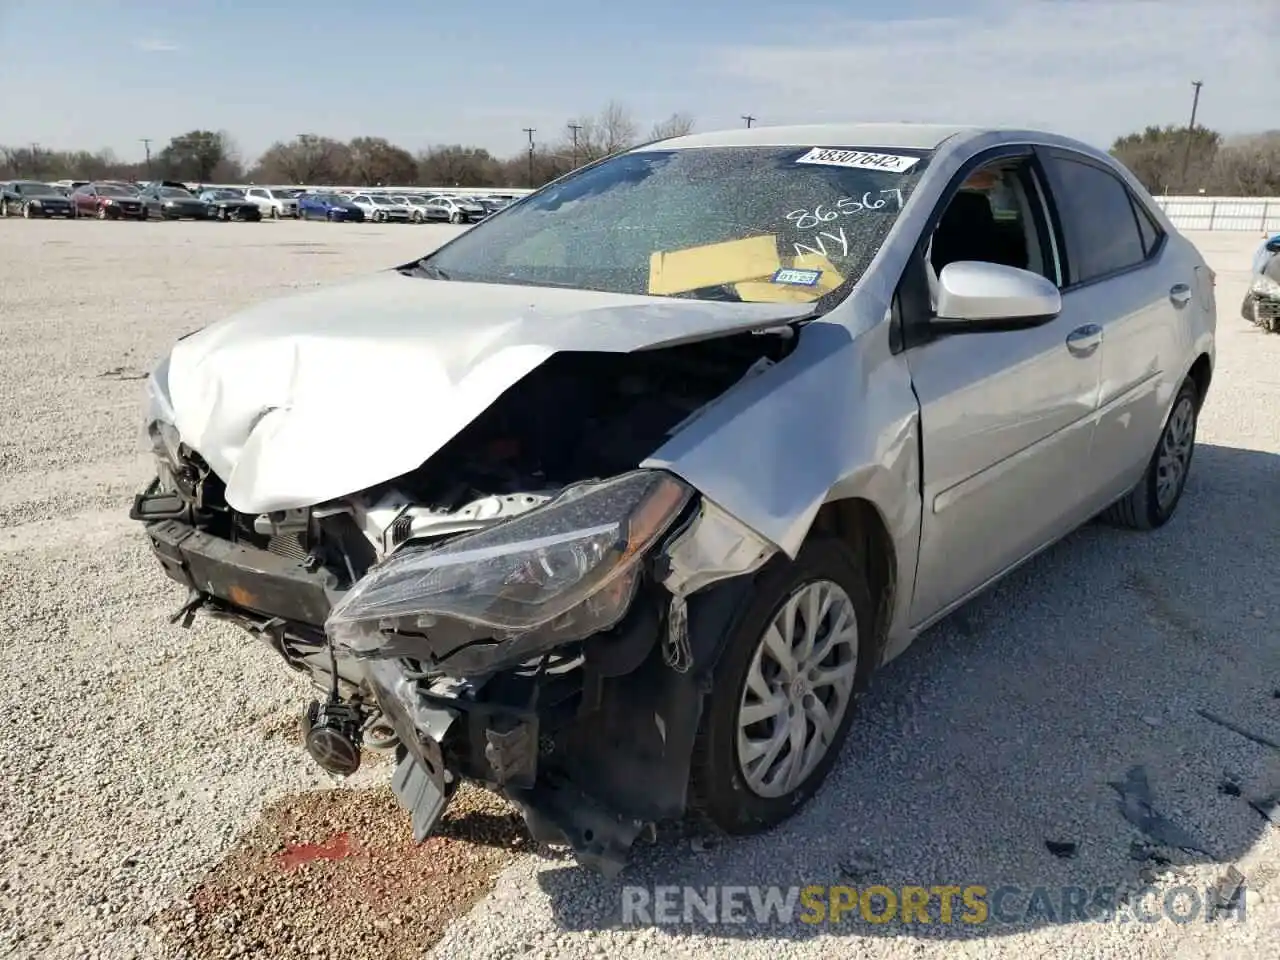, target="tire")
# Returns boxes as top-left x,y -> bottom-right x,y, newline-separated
0,198 -> 8,217
1100,377 -> 1199,531
449,210 -> 462,224
22,203 -> 32,219
270,206 -> 279,220
97,206 -> 108,220
688,537 -> 873,835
